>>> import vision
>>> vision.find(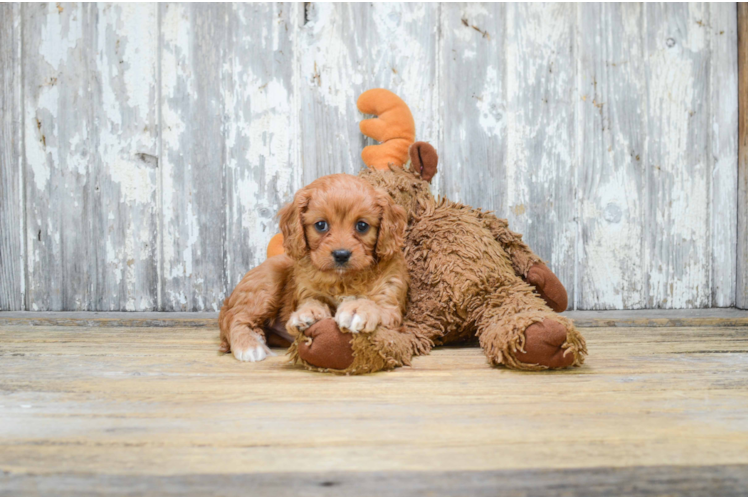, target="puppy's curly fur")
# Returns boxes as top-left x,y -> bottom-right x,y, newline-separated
219,174 -> 409,362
